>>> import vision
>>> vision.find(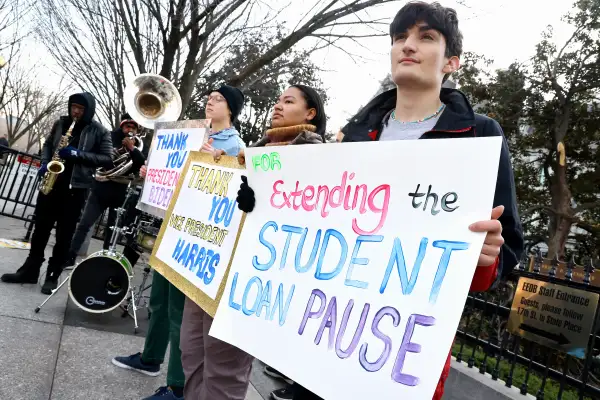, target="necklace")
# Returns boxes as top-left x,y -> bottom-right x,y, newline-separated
391,104 -> 446,124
